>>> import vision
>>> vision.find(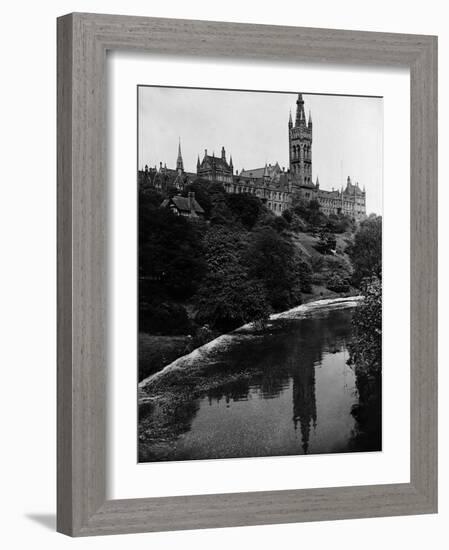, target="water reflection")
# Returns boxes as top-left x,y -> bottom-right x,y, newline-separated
139,308 -> 381,462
